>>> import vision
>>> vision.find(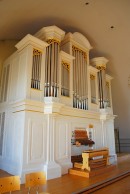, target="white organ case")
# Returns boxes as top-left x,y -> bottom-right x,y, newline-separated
0,25 -> 116,183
